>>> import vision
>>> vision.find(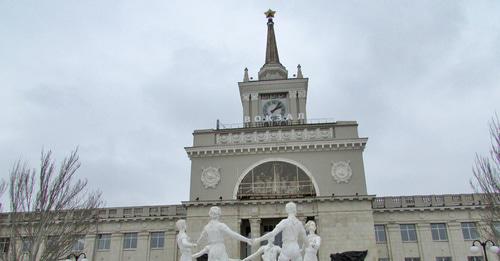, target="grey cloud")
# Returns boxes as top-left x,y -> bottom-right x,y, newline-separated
0,1 -> 499,206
